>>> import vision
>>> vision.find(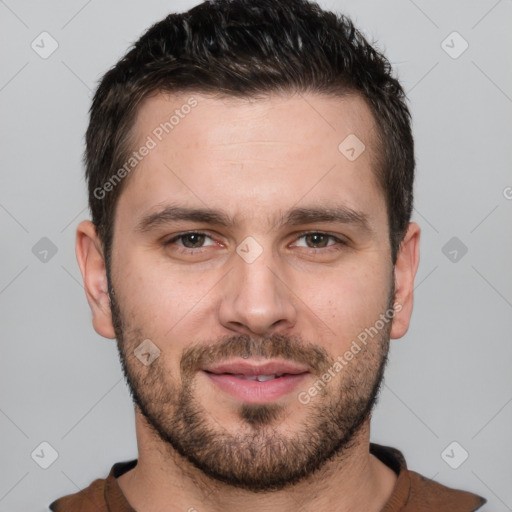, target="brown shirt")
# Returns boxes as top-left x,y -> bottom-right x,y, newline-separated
49,443 -> 486,511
